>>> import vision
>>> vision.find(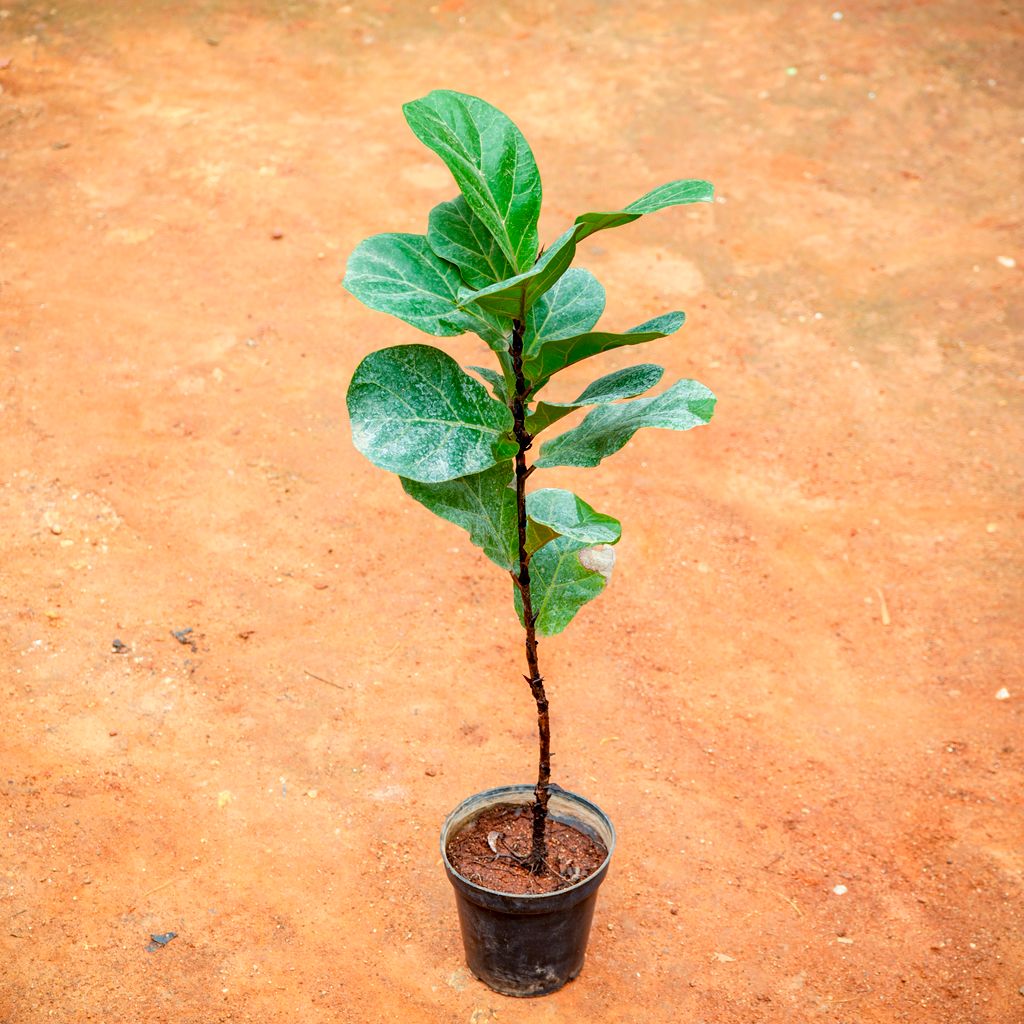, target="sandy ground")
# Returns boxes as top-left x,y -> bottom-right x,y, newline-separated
1,1 -> 1022,1021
